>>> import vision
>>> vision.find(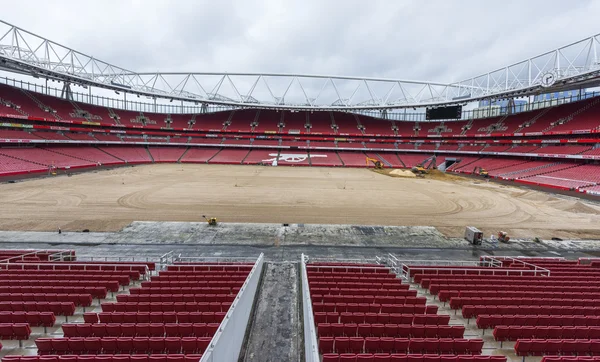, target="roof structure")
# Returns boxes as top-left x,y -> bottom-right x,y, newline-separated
0,19 -> 599,110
